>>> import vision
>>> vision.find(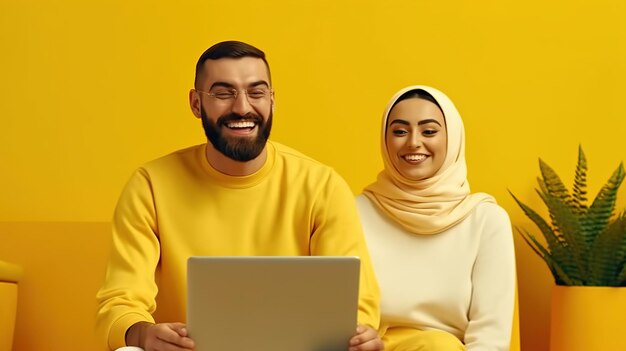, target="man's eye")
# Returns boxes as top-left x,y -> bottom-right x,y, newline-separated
247,90 -> 267,99
213,91 -> 236,99
215,93 -> 235,99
